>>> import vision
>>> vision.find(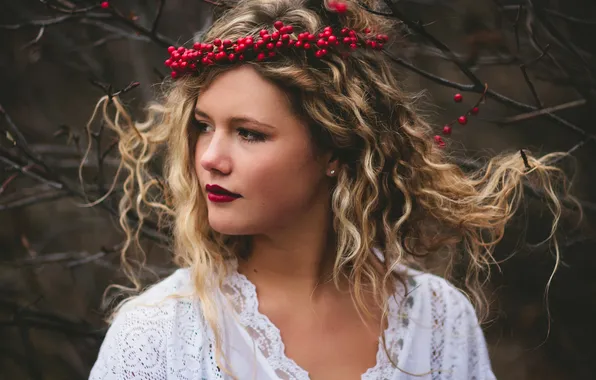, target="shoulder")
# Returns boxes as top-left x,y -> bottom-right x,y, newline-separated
403,267 -> 476,318
118,267 -> 197,316
395,267 -> 496,379
90,268 -> 210,379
